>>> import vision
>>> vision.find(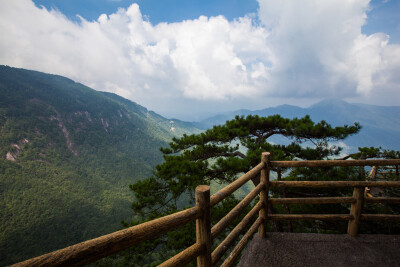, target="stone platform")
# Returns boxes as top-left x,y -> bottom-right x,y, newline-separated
238,233 -> 400,267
